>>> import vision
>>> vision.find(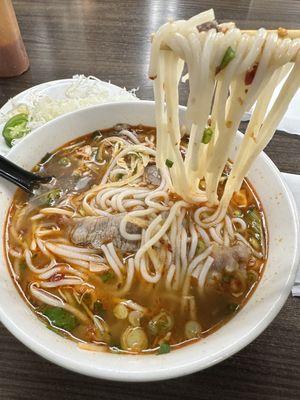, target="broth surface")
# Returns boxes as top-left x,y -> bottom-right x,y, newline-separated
6,125 -> 267,354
